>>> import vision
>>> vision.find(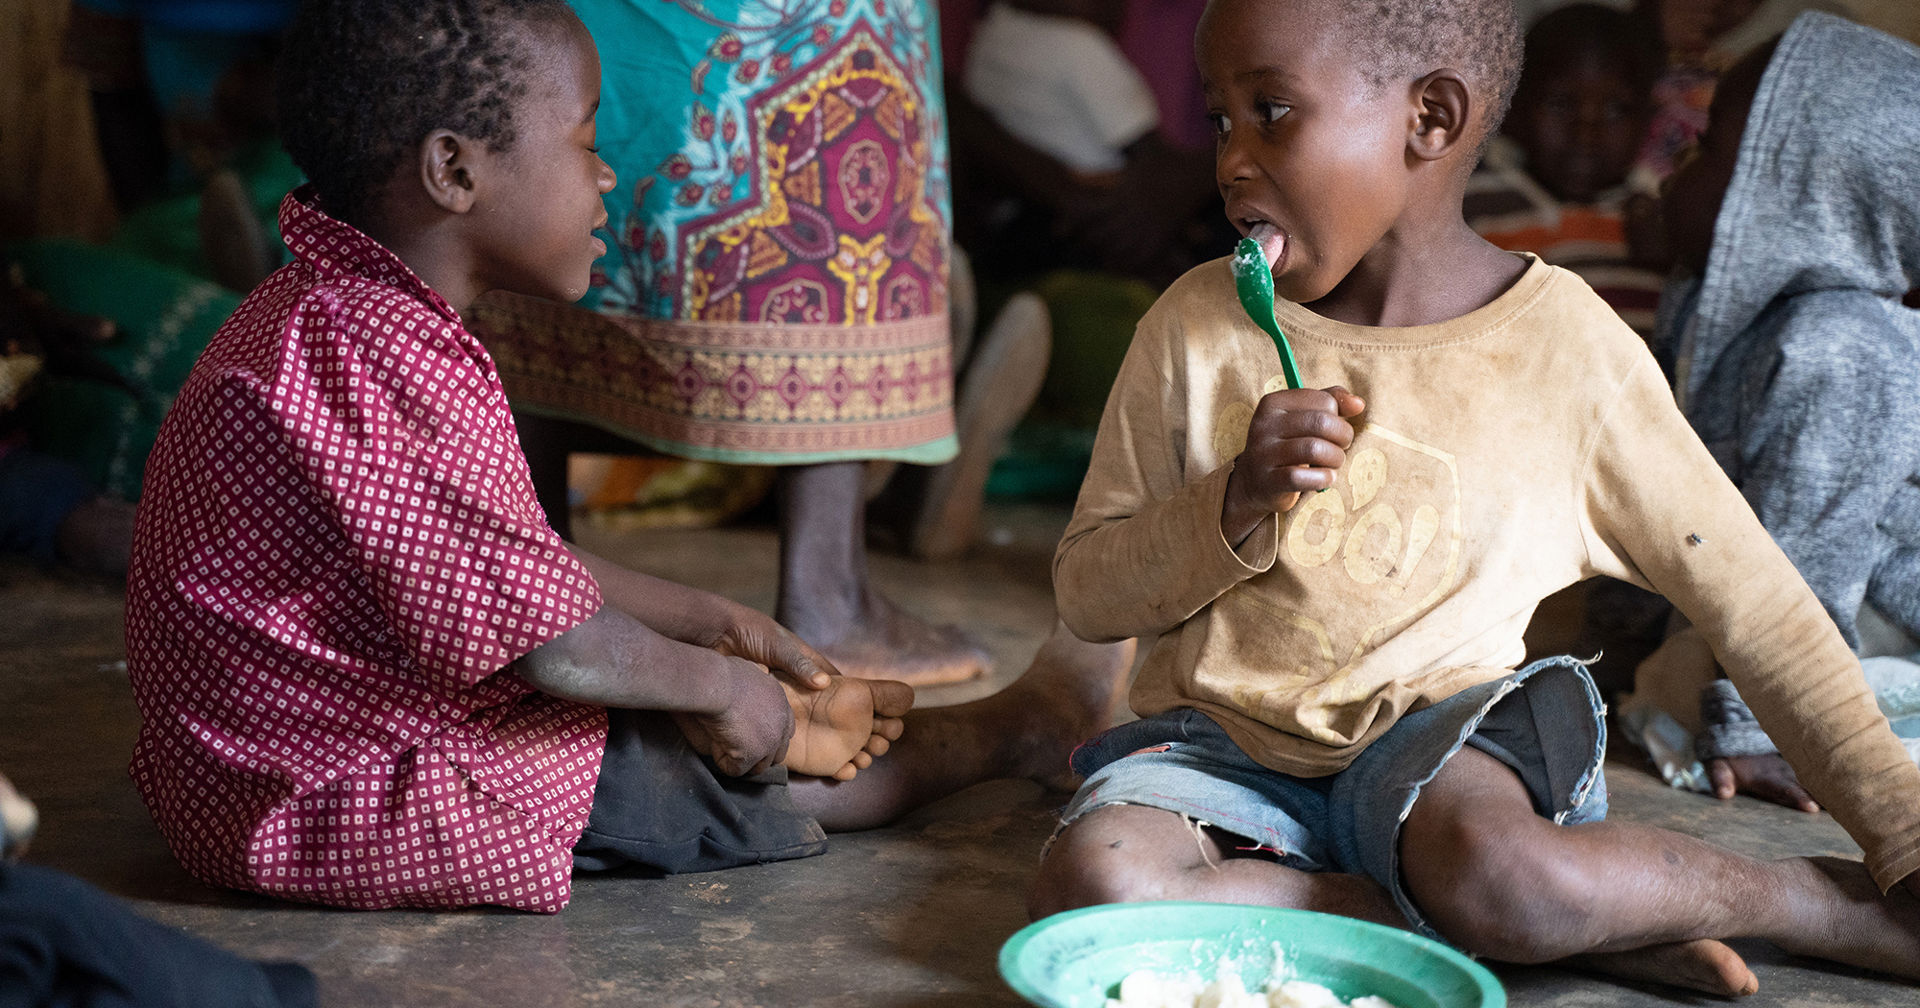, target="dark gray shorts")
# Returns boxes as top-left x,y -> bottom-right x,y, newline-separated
571,708 -> 827,875
1053,657 -> 1609,943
